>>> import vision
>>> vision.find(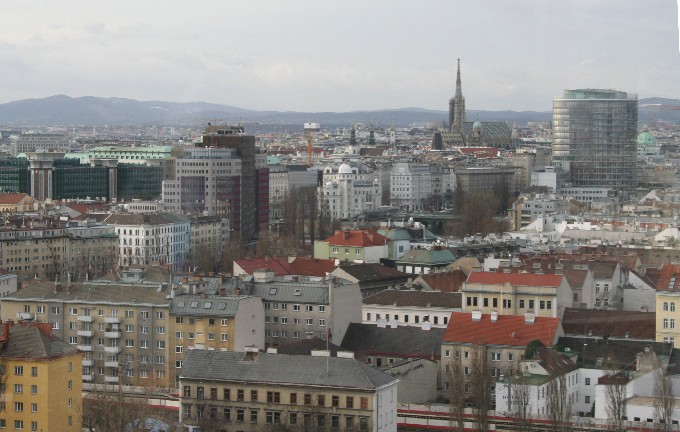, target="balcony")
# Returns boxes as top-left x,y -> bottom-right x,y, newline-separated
77,315 -> 94,322
78,330 -> 94,337
104,376 -> 119,383
82,359 -> 94,367
104,316 -> 121,324
77,344 -> 93,352
82,374 -> 95,381
104,361 -> 119,368
104,346 -> 121,354
104,331 -> 121,339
